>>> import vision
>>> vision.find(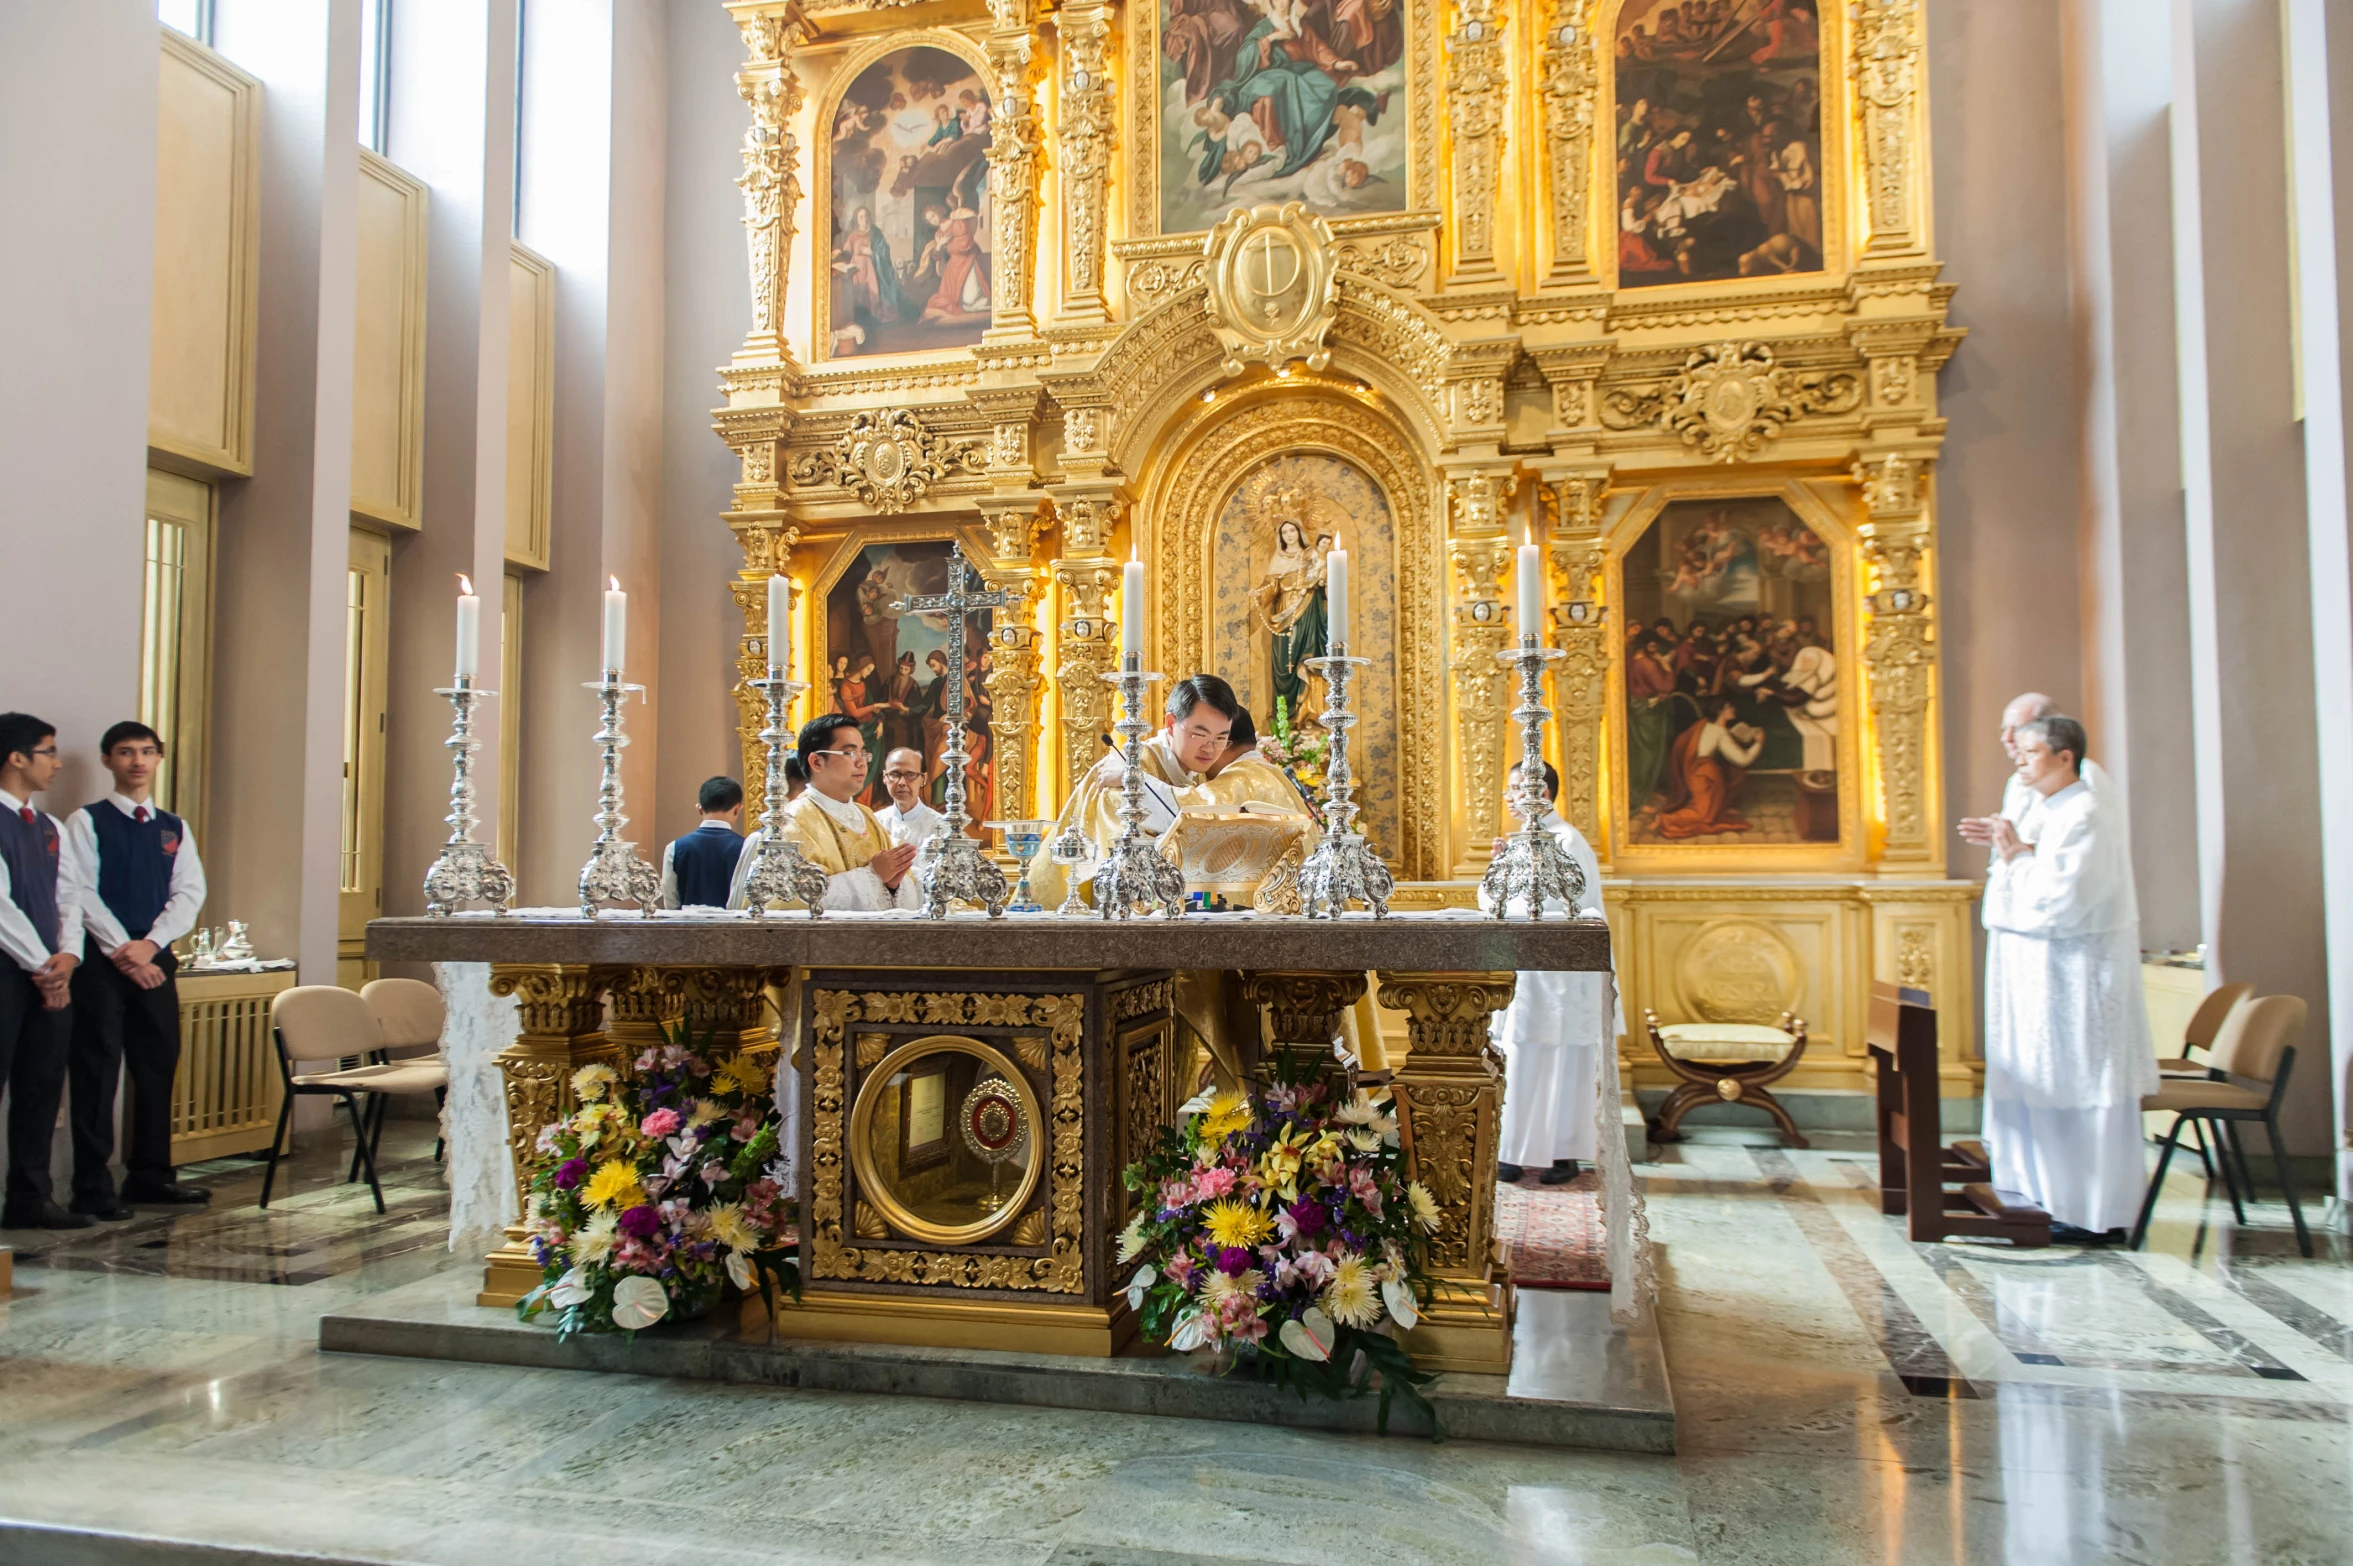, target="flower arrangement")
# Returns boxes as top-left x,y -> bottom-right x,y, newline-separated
1119,1055 -> 1443,1434
1261,698 -> 1330,788
518,1022 -> 800,1337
